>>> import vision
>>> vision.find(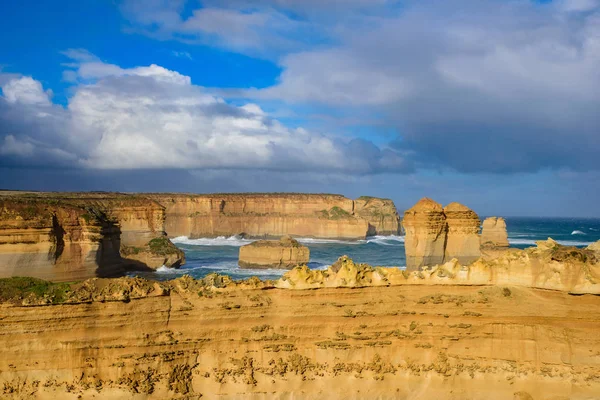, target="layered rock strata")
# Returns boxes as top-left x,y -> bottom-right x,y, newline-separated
443,202 -> 481,264
402,198 -> 448,269
148,193 -> 400,240
239,236 -> 310,269
481,216 -> 509,247
1,240 -> 600,399
0,192 -> 184,281
402,198 -> 482,269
